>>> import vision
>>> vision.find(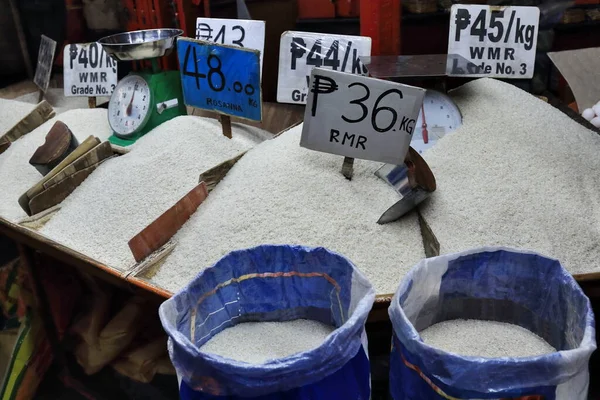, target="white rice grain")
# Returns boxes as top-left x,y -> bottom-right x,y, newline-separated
200,319 -> 334,364
0,98 -> 36,135
40,116 -> 255,271
421,78 -> 600,276
151,125 -> 426,295
0,109 -> 112,222
14,89 -> 109,115
419,319 -> 556,358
